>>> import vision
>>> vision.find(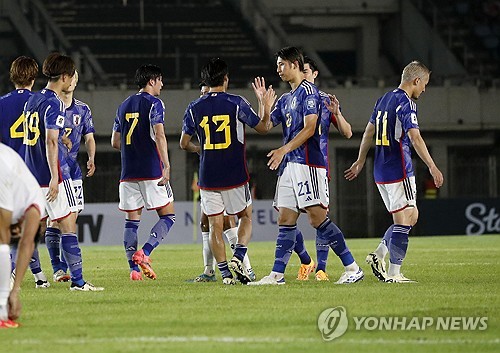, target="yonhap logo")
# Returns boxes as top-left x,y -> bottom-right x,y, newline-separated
317,306 -> 348,341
